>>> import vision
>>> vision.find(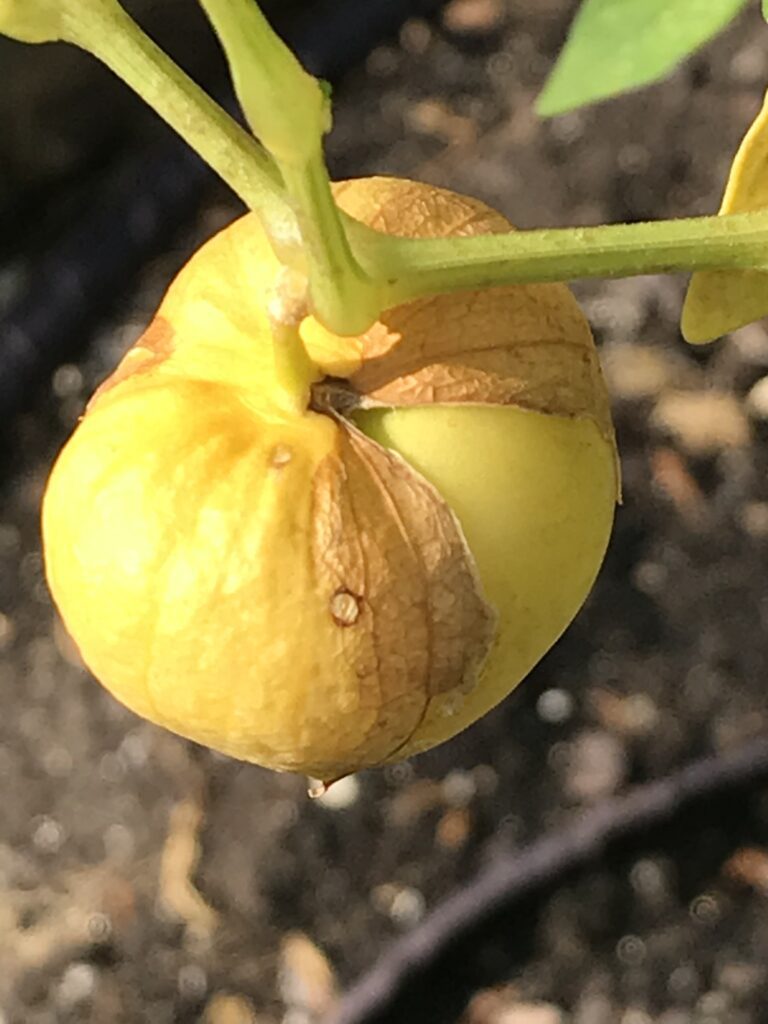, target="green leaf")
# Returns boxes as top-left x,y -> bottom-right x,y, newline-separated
537,0 -> 750,117
763,0 -> 768,21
